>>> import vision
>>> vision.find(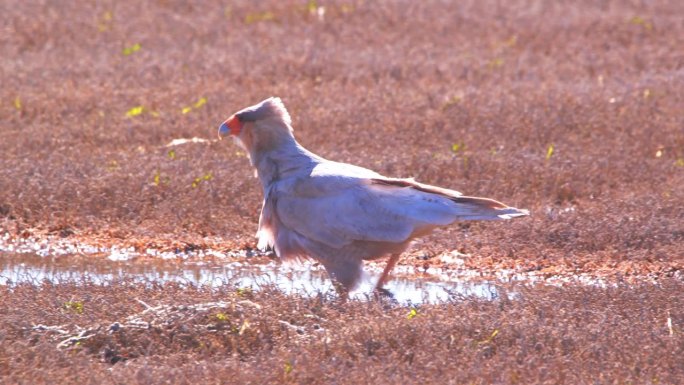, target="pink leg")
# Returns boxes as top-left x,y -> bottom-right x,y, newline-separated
375,254 -> 401,291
